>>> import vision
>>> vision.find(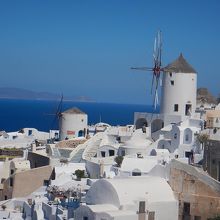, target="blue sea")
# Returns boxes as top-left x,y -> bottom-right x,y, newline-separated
0,99 -> 156,132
